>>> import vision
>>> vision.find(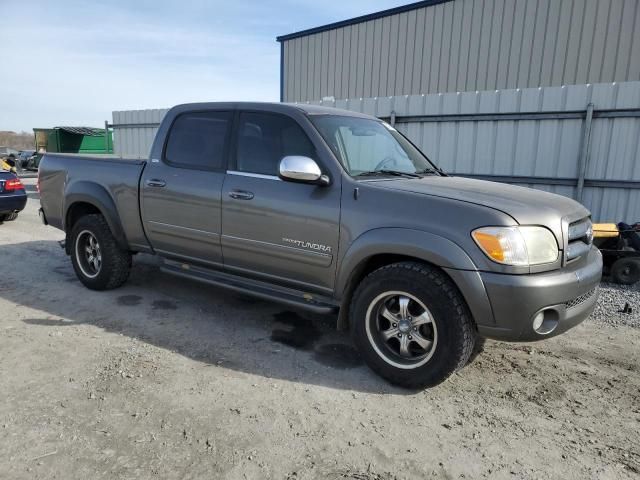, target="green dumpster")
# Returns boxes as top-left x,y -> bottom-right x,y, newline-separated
34,127 -> 113,155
